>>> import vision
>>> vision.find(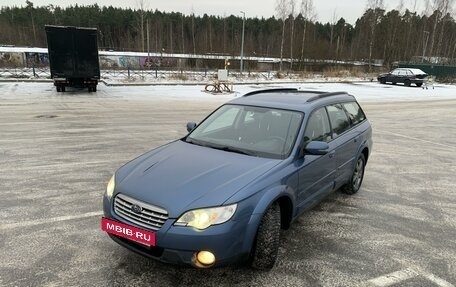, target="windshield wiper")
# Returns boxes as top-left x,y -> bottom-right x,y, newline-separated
185,138 -> 254,156
184,138 -> 206,147
210,145 -> 254,156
